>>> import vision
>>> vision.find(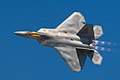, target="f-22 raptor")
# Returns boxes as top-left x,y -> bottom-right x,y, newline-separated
14,12 -> 103,72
